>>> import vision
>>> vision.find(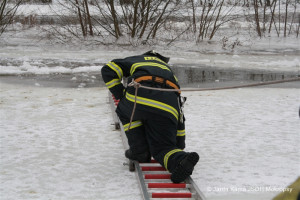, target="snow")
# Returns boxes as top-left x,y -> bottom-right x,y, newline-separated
0,84 -> 140,200
1,83 -> 299,200
0,60 -> 102,75
1,2 -> 300,200
184,88 -> 300,199
0,38 -> 299,75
